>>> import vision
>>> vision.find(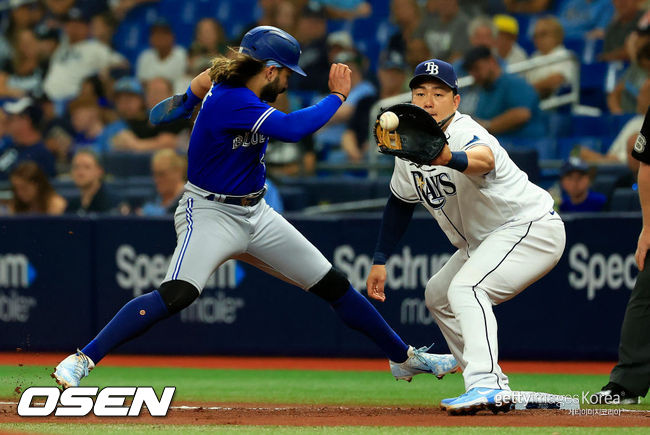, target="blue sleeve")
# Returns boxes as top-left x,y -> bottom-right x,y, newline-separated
256,94 -> 343,142
506,76 -> 538,111
595,0 -> 614,29
373,193 -> 416,265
